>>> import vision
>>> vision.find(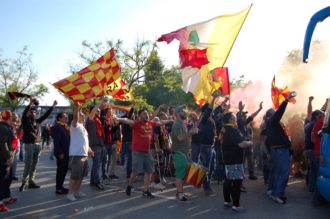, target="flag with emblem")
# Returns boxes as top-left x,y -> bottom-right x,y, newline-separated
53,48 -> 131,103
158,5 -> 251,104
271,76 -> 296,109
